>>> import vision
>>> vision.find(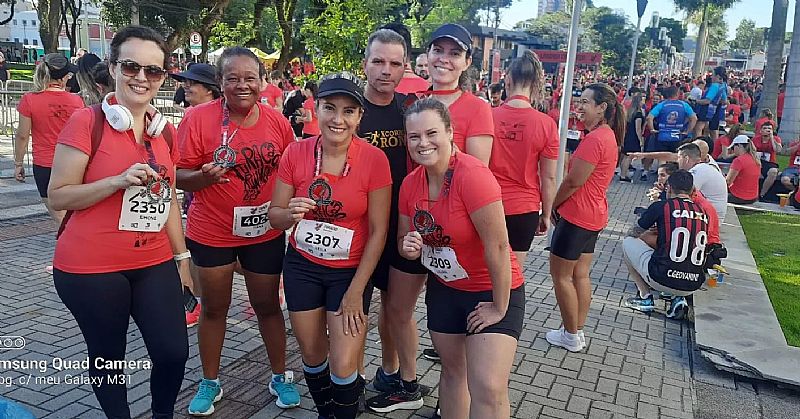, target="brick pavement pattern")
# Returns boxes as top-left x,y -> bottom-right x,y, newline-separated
0,180 -> 699,418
